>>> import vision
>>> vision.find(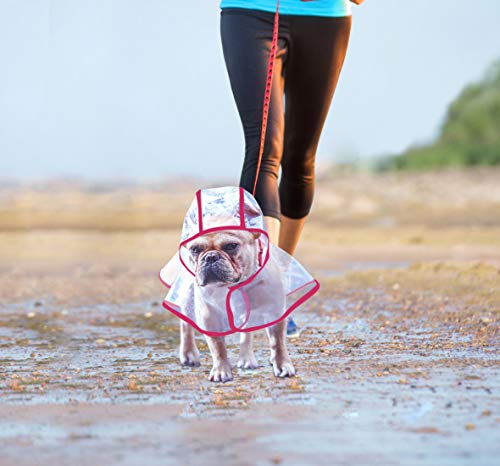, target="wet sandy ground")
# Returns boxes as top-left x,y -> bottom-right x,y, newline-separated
0,238 -> 499,465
